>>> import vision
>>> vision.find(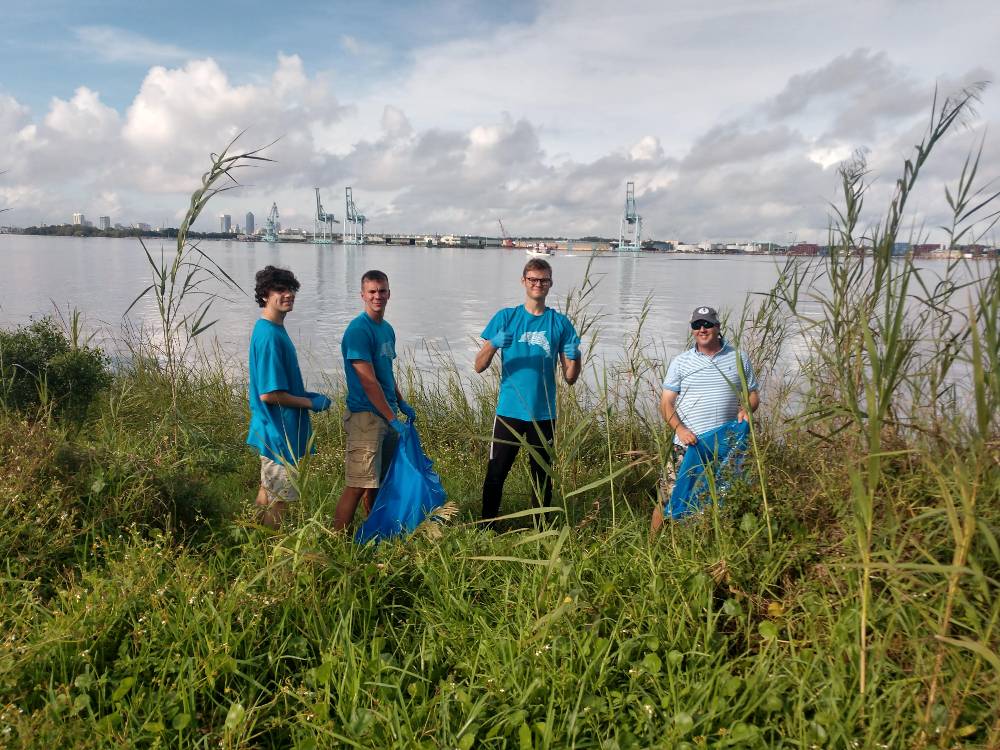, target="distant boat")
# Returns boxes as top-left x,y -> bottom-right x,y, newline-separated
526,243 -> 554,257
525,241 -> 556,257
